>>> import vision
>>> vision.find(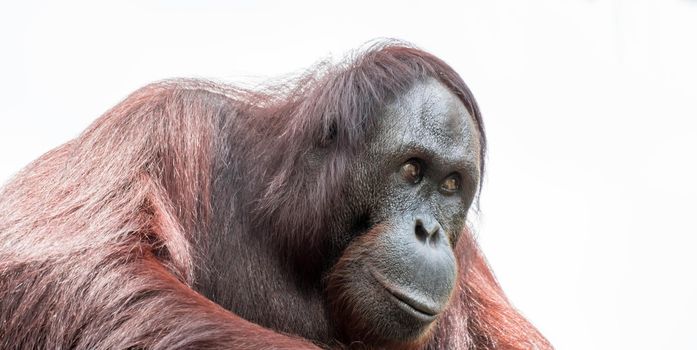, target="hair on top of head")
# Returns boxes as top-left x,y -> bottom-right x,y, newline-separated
205,40 -> 489,249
